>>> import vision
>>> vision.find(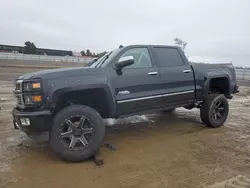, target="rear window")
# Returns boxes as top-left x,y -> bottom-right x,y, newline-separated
154,47 -> 184,67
